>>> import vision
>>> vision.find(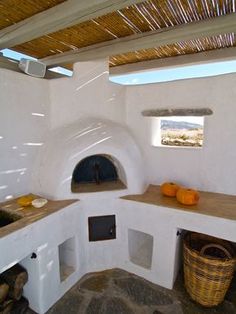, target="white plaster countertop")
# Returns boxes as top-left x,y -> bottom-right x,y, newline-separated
0,187 -> 236,313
